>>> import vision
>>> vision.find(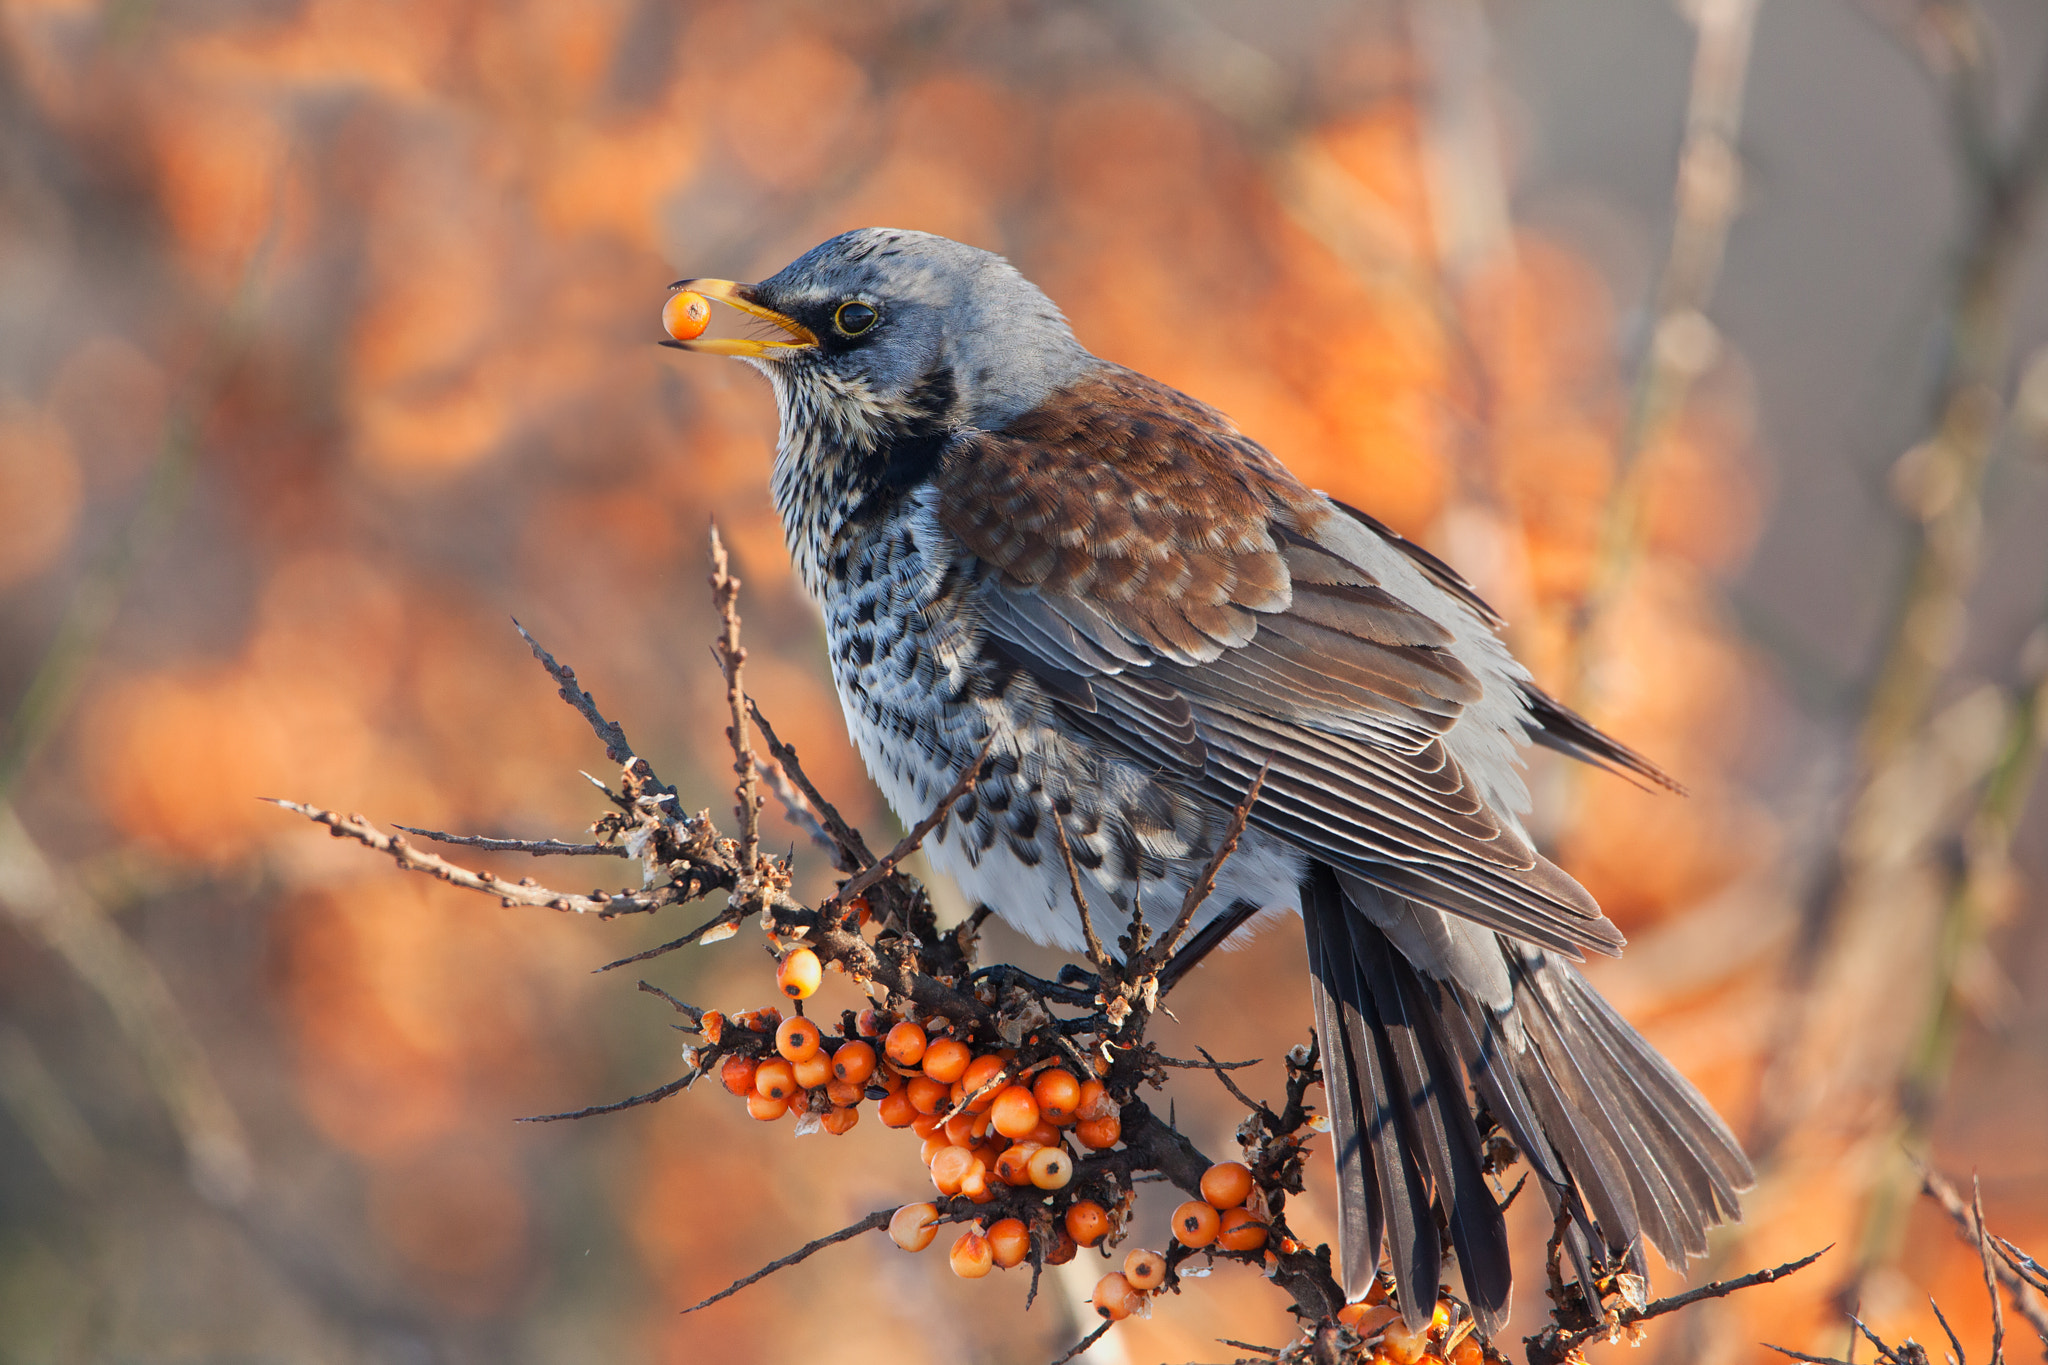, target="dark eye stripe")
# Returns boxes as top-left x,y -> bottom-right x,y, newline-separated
836,300 -> 878,335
